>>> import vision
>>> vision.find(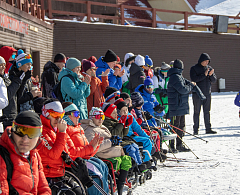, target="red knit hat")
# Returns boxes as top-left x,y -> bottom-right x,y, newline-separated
88,56 -> 97,63
114,97 -> 127,110
100,102 -> 117,119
